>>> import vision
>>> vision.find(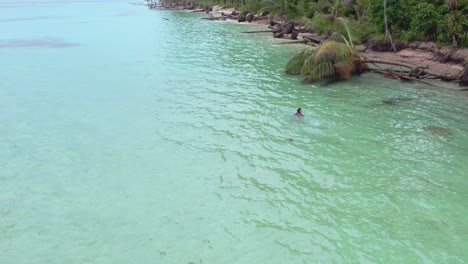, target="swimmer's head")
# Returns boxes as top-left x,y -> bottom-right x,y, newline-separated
297,108 -> 302,113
